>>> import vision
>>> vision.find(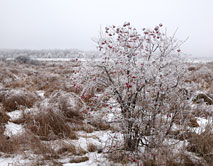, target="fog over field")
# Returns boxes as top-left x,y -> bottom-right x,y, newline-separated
0,0 -> 213,59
